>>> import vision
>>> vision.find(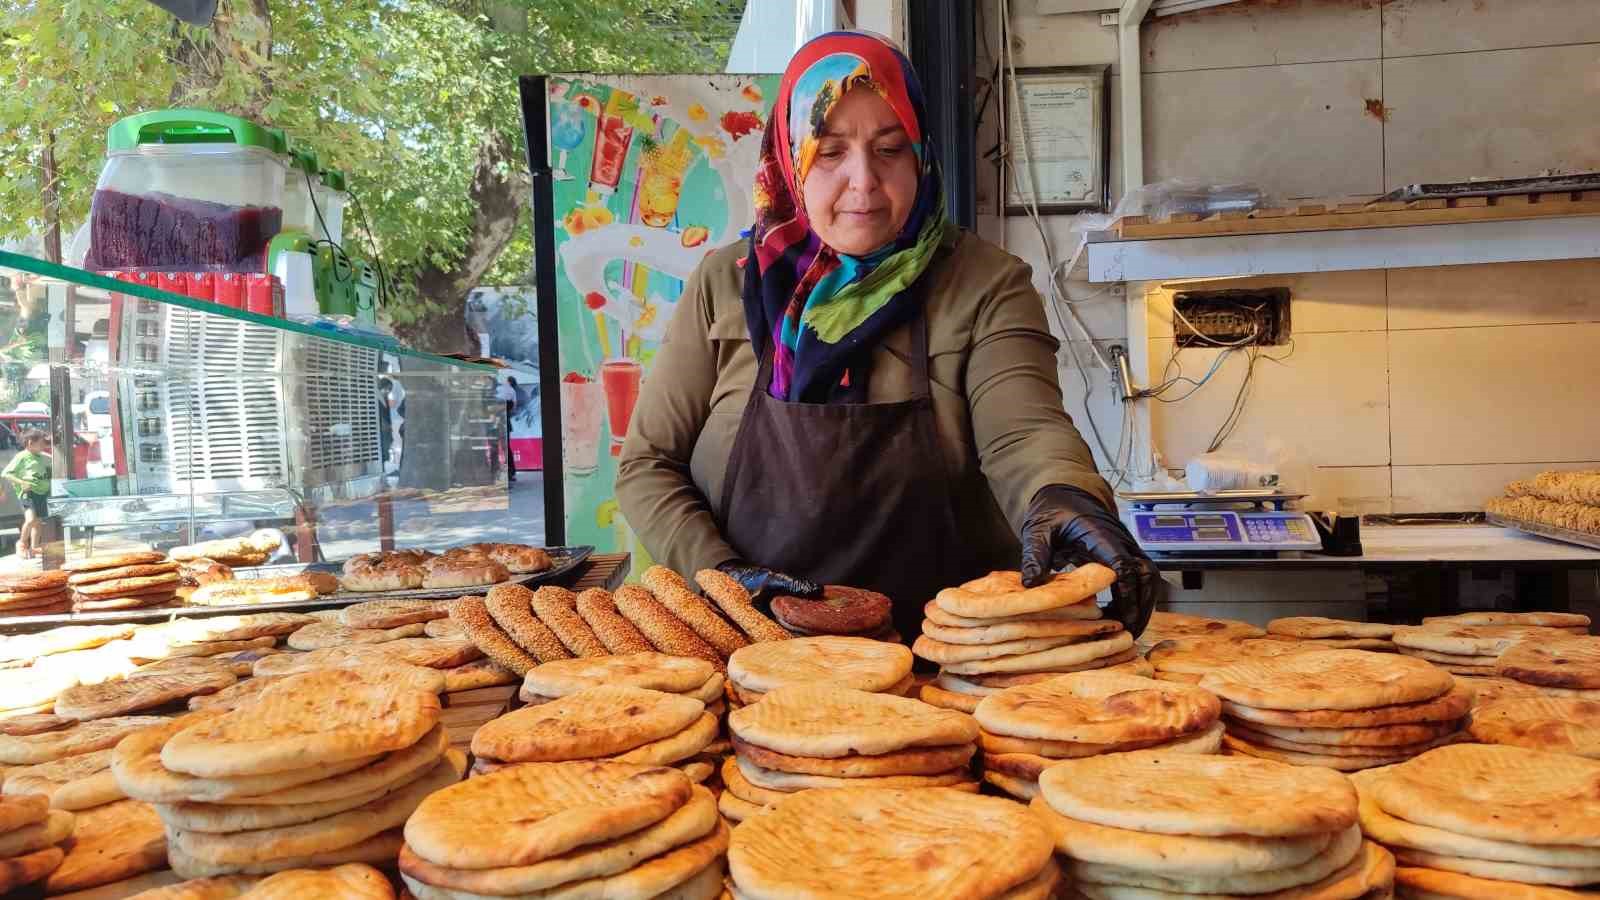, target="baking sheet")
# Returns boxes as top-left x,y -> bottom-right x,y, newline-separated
1486,512 -> 1600,552
0,546 -> 594,633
